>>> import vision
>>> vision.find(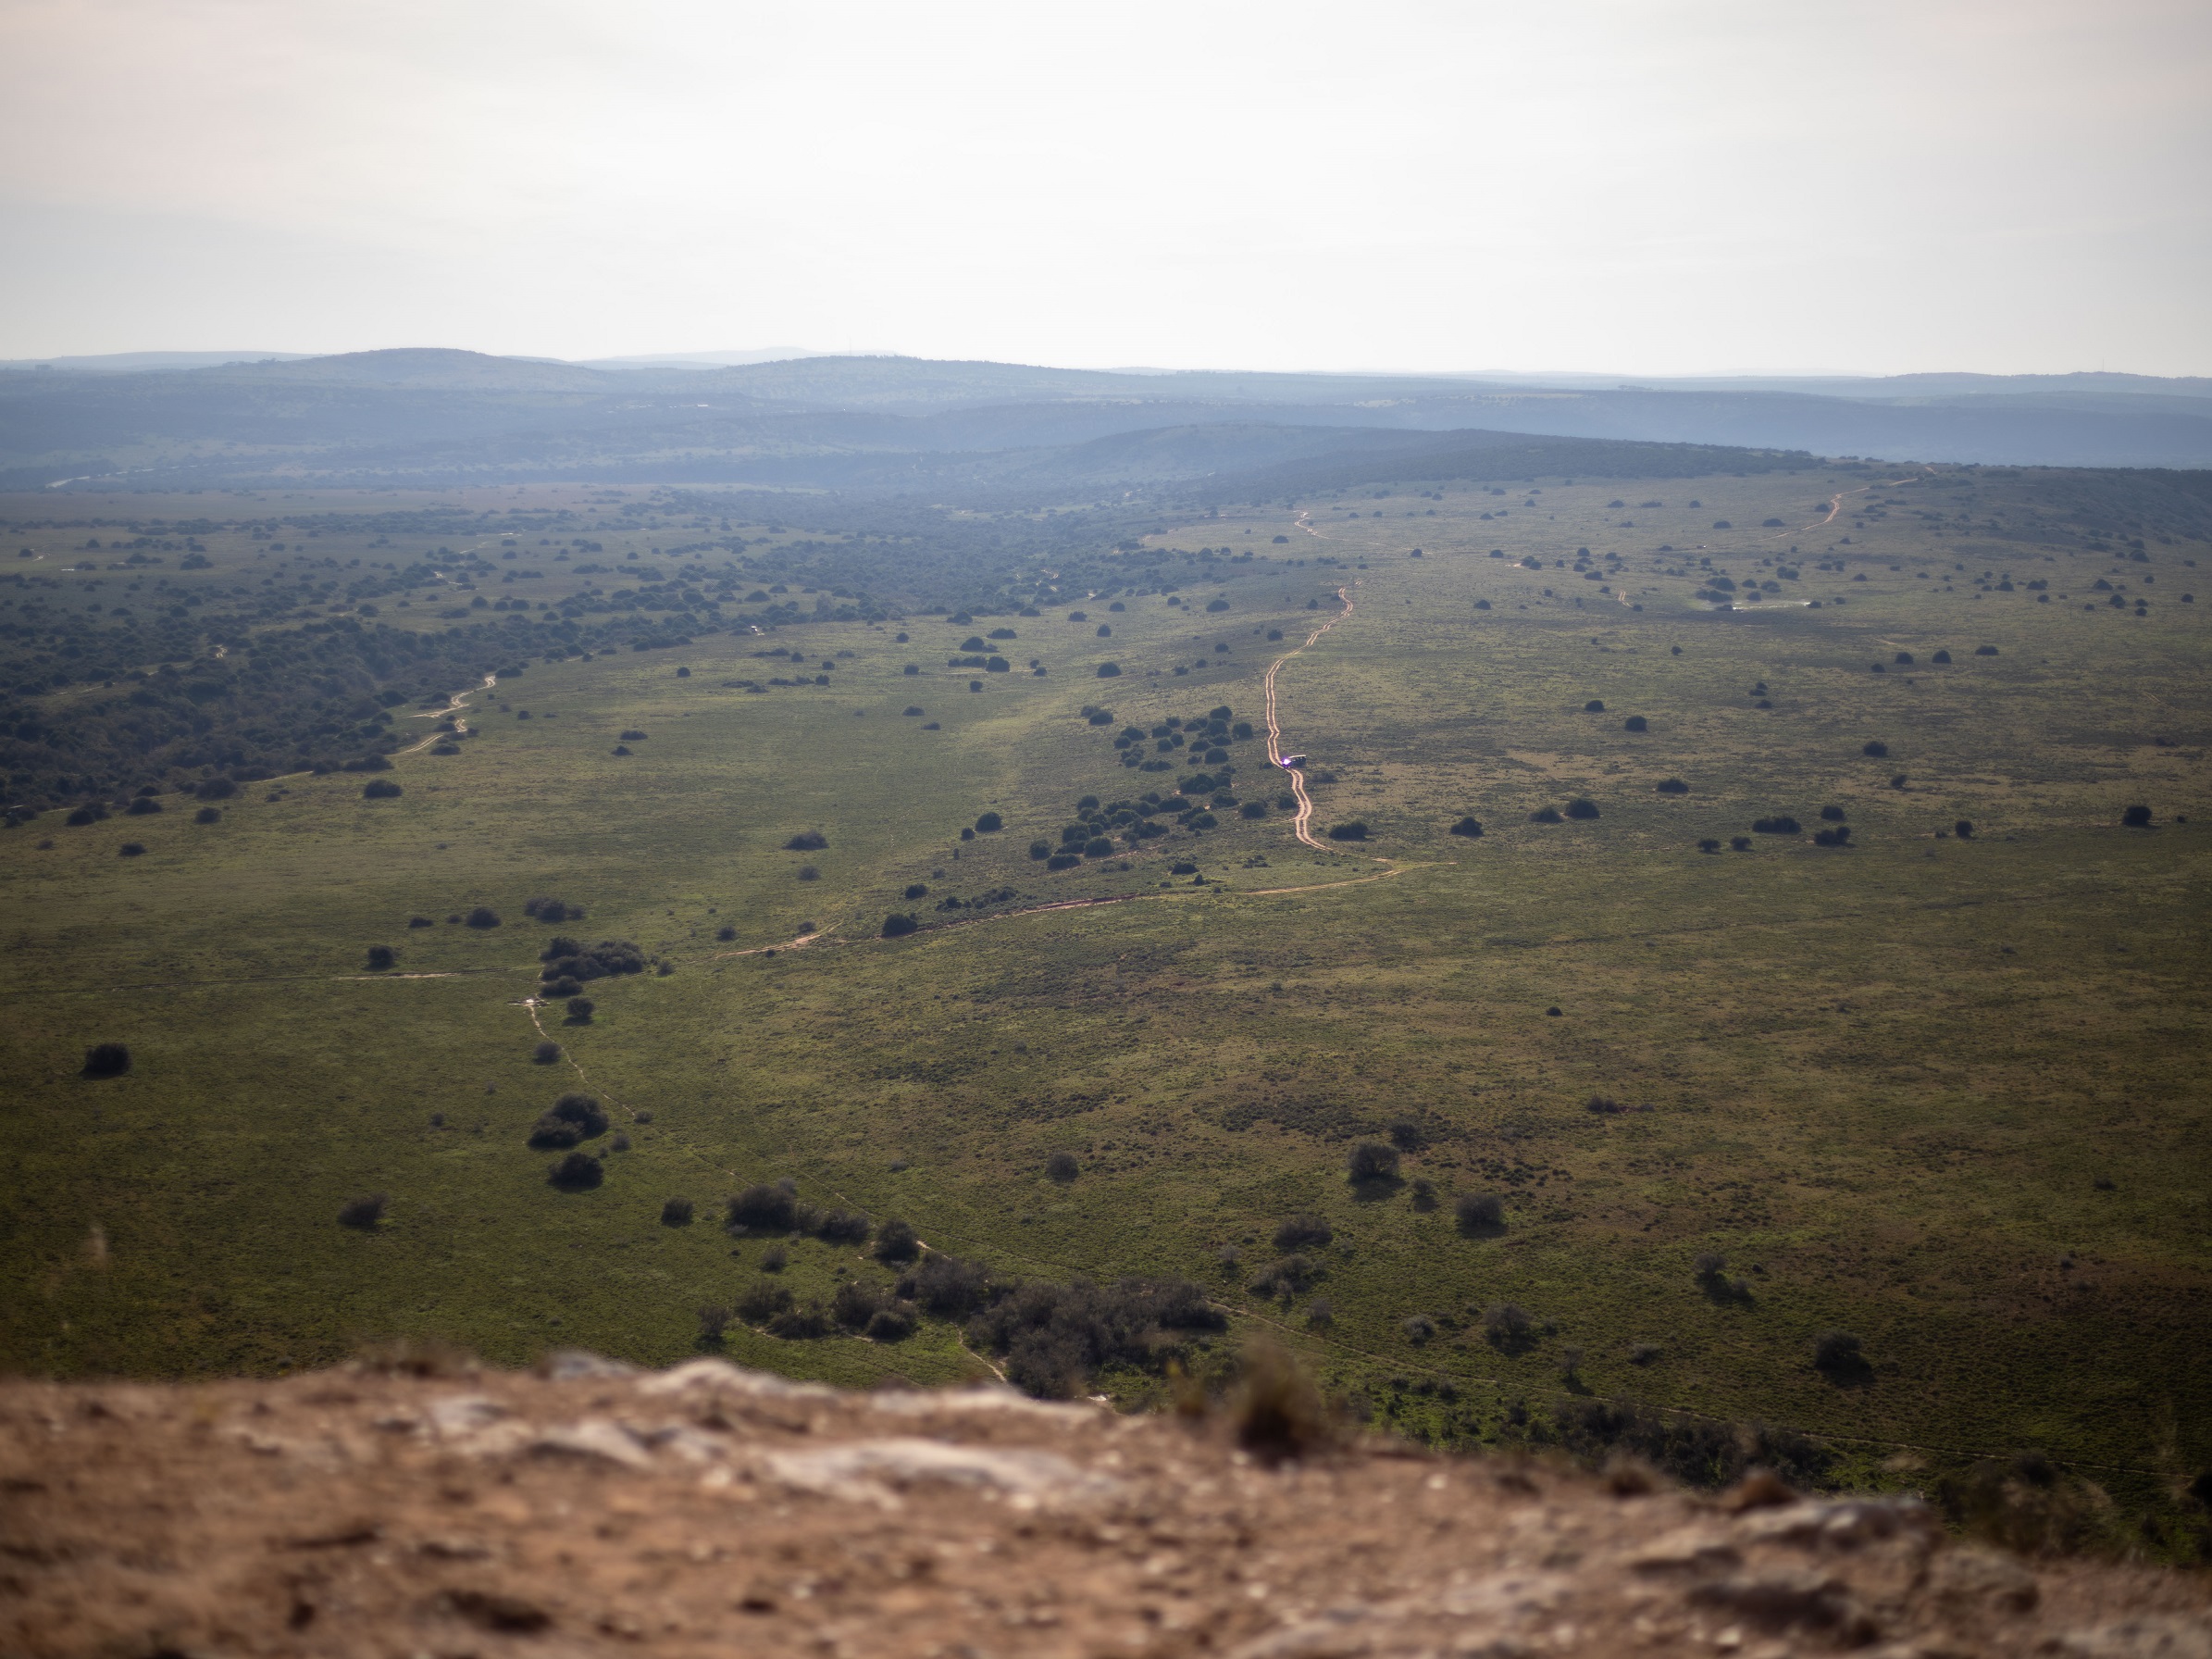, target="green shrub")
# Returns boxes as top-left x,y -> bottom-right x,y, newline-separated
547,1151 -> 603,1191
1456,1192 -> 1504,1232
1348,1141 -> 1400,1182
727,1182 -> 799,1233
